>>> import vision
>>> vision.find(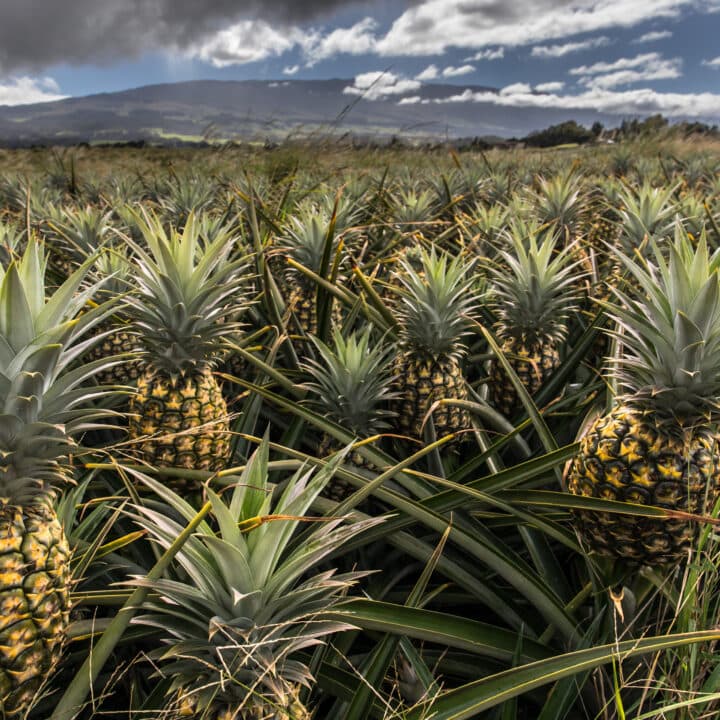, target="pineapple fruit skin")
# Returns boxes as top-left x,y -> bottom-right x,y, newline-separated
0,504 -> 70,717
490,339 -> 560,417
85,319 -> 142,386
287,278 -> 342,338
318,433 -> 378,502
175,689 -> 310,719
567,406 -> 720,565
129,366 -> 230,475
392,352 -> 469,439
